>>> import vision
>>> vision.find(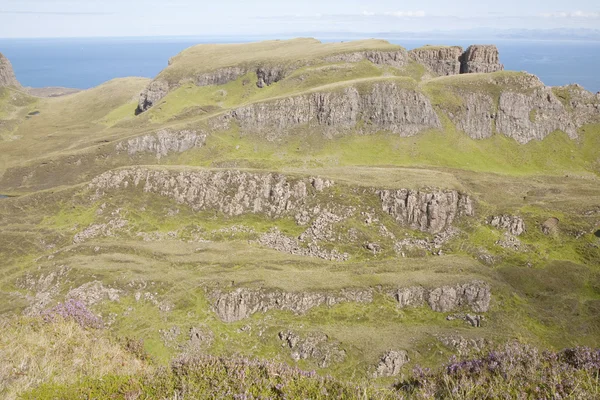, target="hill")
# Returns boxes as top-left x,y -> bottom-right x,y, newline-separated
0,38 -> 599,398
